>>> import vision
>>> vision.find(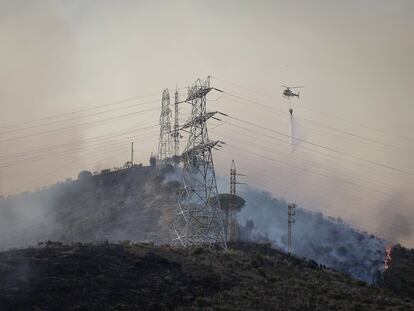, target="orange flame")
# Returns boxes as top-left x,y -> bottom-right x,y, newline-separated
384,246 -> 392,270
